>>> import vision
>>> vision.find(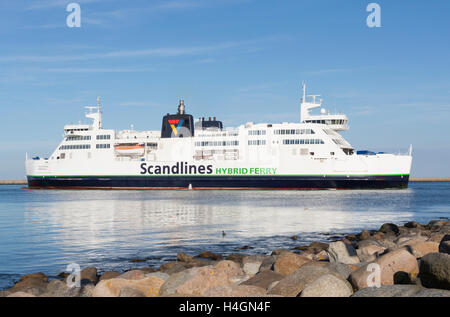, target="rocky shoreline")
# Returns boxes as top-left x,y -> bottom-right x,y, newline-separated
1,219 -> 450,297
